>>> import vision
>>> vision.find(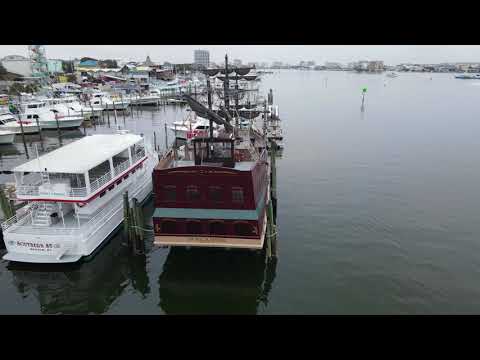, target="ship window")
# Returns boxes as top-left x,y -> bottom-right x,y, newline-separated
232,187 -> 244,204
186,220 -> 202,234
209,221 -> 226,235
186,185 -> 200,201
163,185 -> 176,202
27,115 -> 32,119
234,222 -> 256,237
208,186 -> 223,203
162,220 -> 177,234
